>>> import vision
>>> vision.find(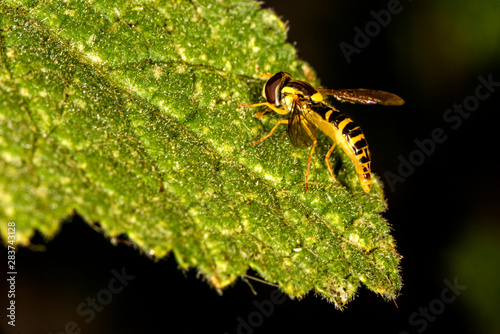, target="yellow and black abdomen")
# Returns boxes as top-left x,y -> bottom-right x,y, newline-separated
311,103 -> 372,192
